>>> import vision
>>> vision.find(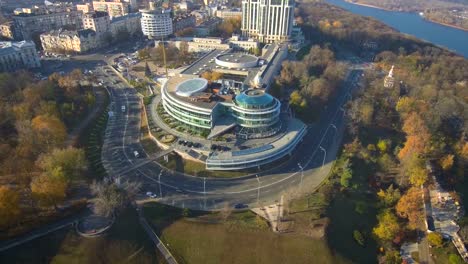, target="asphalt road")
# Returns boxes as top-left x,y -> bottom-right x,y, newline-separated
98,60 -> 365,210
